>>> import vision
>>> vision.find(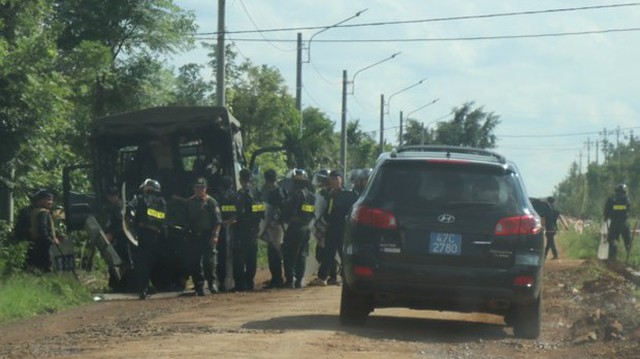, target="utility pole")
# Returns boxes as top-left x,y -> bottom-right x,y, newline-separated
586,138 -> 590,165
296,33 -> 302,115
215,0 -> 226,107
595,140 -> 599,165
340,70 -> 348,174
399,111 -> 404,147
379,94 -> 385,153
